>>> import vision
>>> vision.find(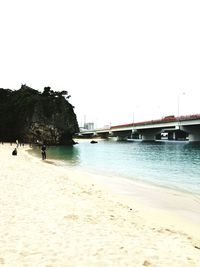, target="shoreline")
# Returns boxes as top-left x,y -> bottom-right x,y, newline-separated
79,170 -> 200,224
103,171 -> 200,217
29,143 -> 200,225
72,138 -> 200,197
27,143 -> 200,234
1,143 -> 200,266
